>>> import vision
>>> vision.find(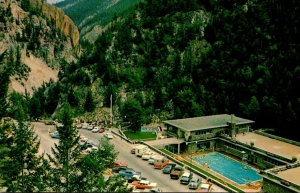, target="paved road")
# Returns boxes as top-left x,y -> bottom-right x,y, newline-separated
32,122 -> 58,156
32,122 -> 226,192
